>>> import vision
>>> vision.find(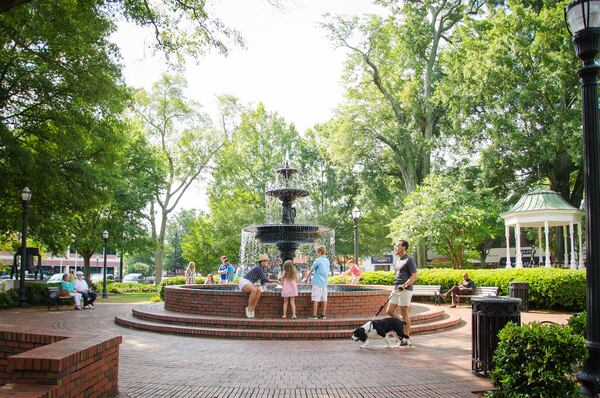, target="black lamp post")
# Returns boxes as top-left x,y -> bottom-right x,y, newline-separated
102,230 -> 109,299
351,207 -> 361,274
18,187 -> 31,308
565,1 -> 600,394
